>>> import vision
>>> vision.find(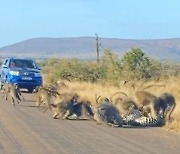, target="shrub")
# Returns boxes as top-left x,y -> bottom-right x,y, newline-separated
41,48 -> 180,84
